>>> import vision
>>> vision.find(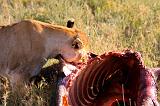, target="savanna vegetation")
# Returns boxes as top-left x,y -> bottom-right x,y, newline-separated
0,0 -> 160,105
